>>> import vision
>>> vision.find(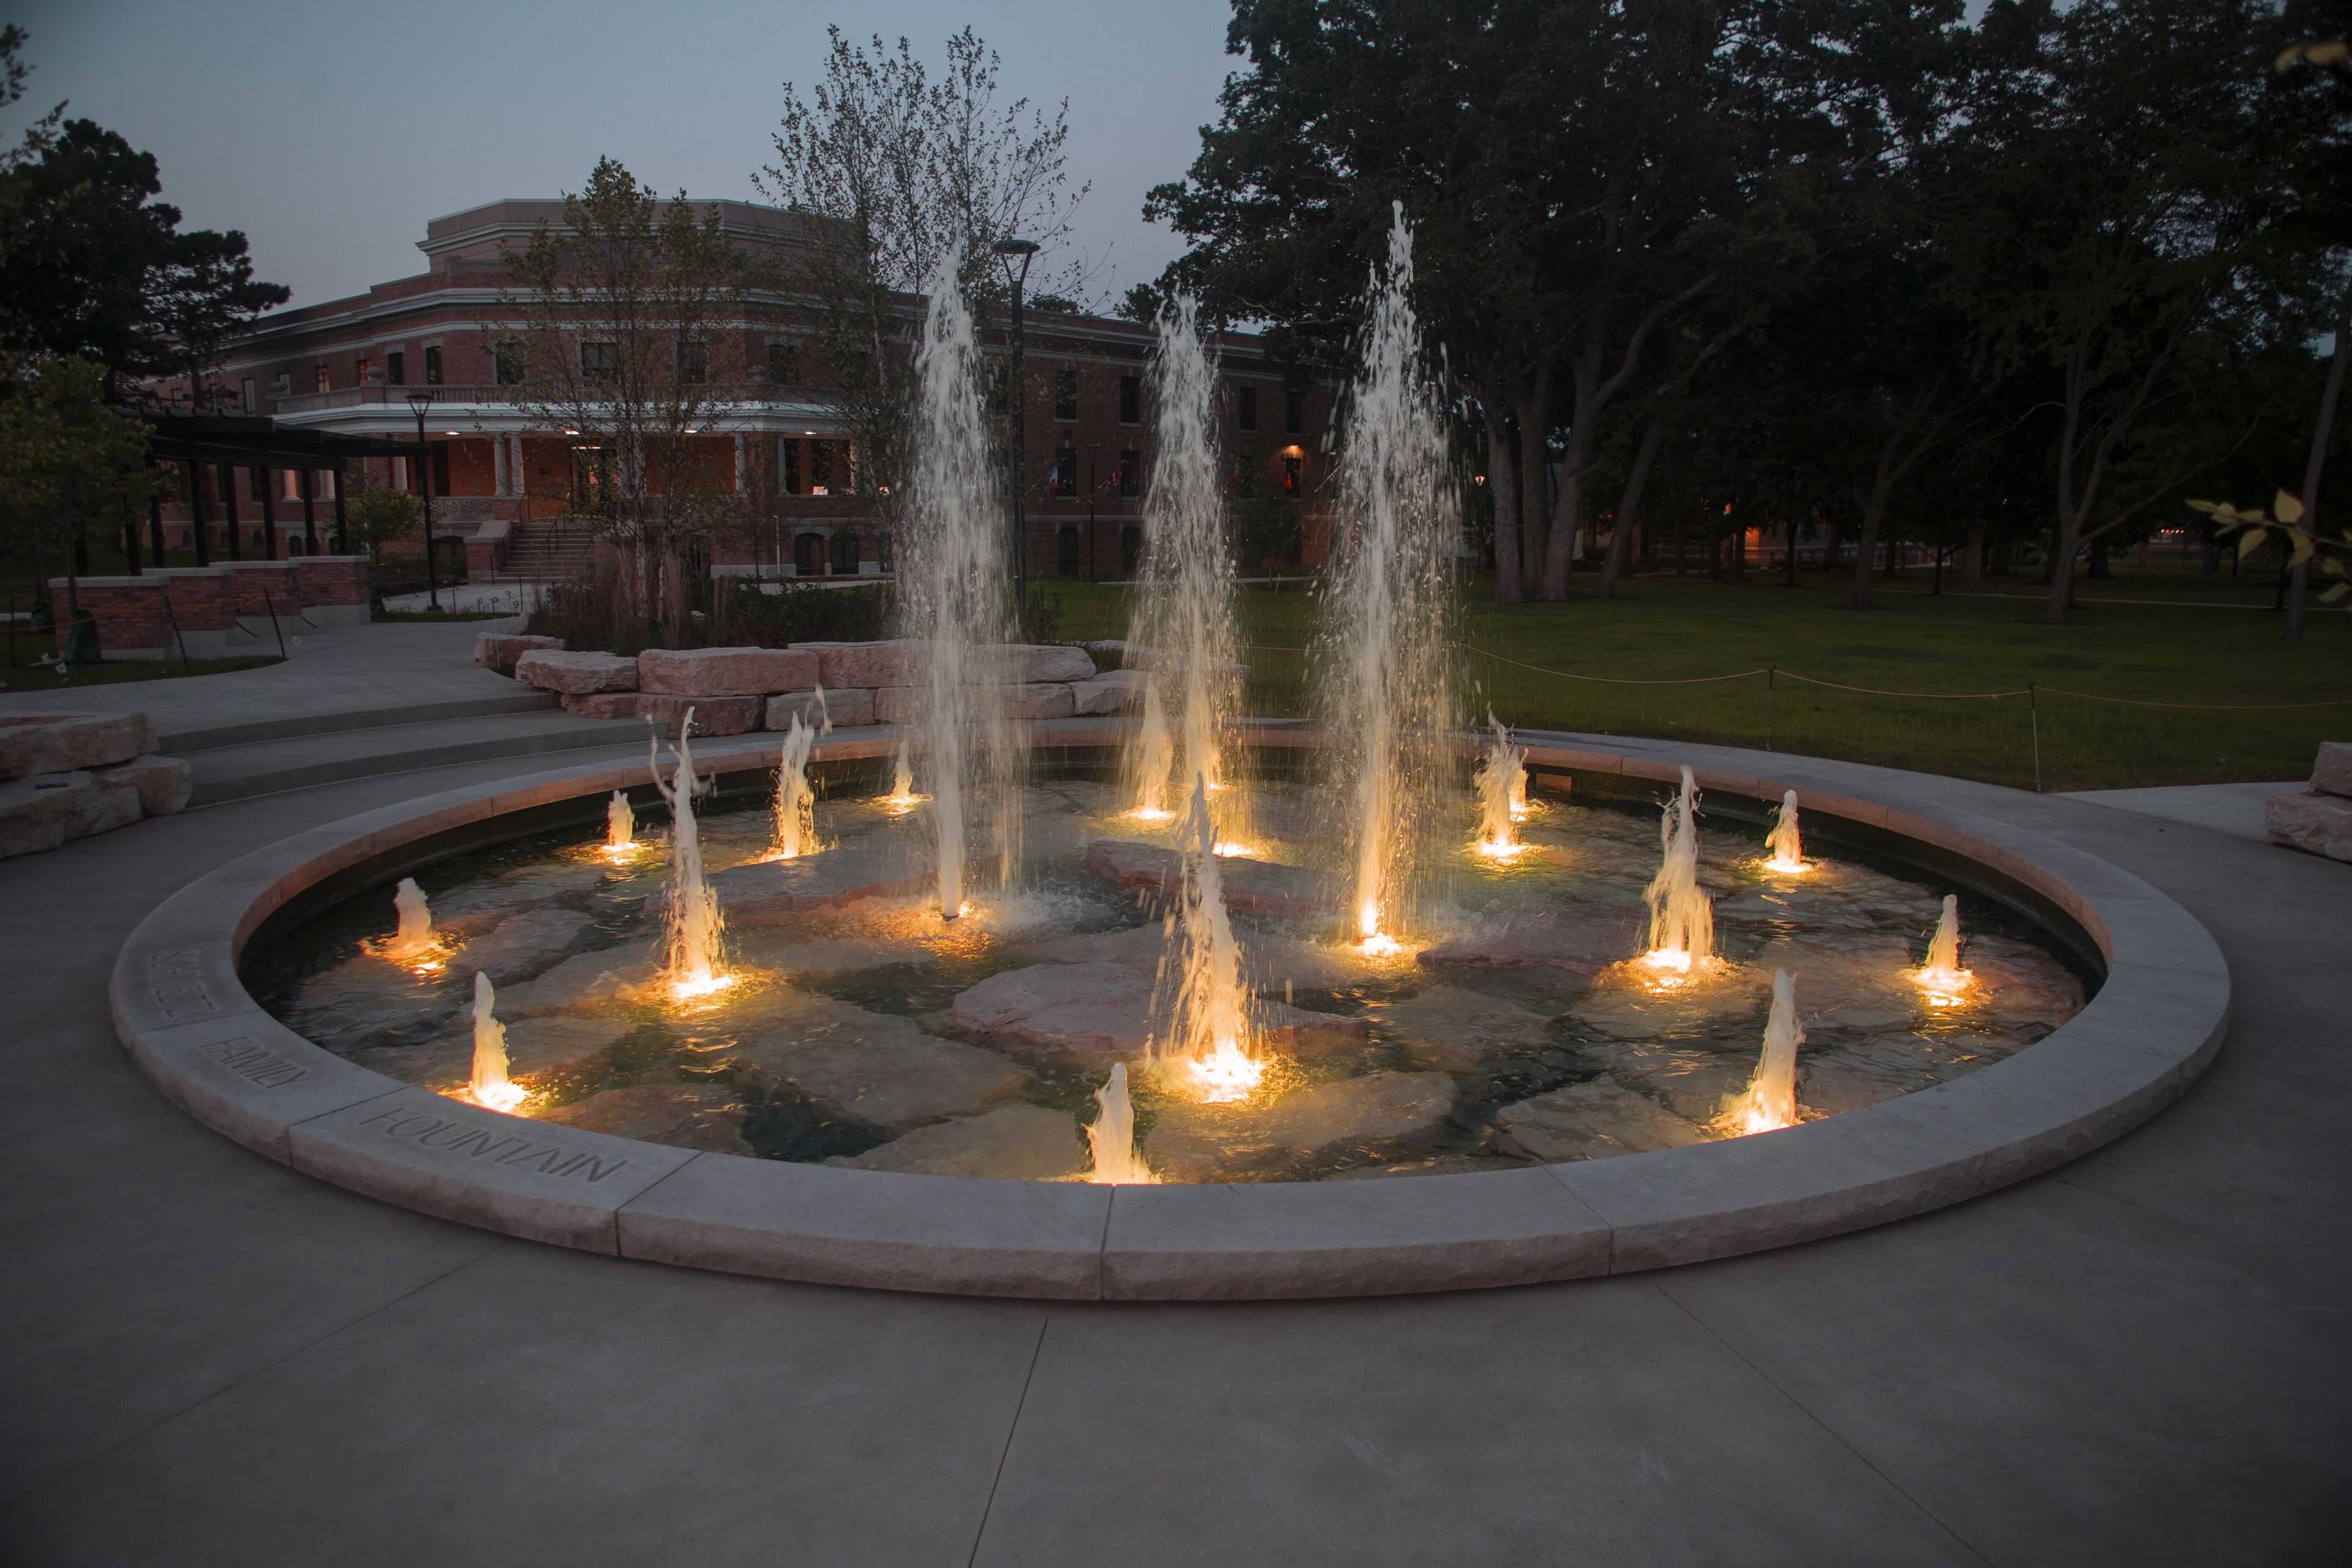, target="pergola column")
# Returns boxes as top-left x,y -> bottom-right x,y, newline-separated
189,462 -> 210,567
220,462 -> 242,561
494,434 -> 508,497
259,466 -> 279,560
300,468 -> 318,555
333,463 -> 350,554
